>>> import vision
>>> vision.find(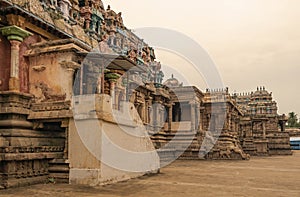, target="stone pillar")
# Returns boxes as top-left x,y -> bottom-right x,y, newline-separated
110,80 -> 116,108
168,104 -> 172,131
60,61 -> 80,100
145,97 -> 153,124
0,26 -> 32,92
228,113 -> 232,131
86,75 -> 94,94
148,106 -> 153,126
9,40 -> 20,91
139,103 -> 144,124
97,75 -> 102,94
115,88 -> 122,110
195,103 -> 200,131
190,102 -> 196,132
262,121 -> 266,139
282,122 -> 286,132
153,101 -> 161,131
199,107 -> 203,130
160,105 -> 165,126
